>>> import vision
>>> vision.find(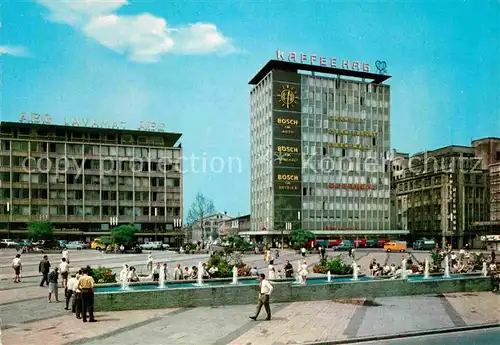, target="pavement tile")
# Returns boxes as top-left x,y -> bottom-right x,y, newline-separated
444,292 -> 500,325
229,301 -> 357,345
355,296 -> 455,337
1,309 -> 178,345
